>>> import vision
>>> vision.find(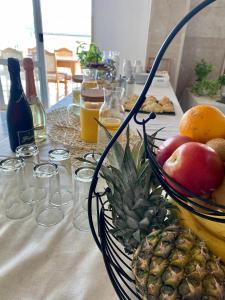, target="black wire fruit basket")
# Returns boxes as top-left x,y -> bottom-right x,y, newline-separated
87,1 -> 225,299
